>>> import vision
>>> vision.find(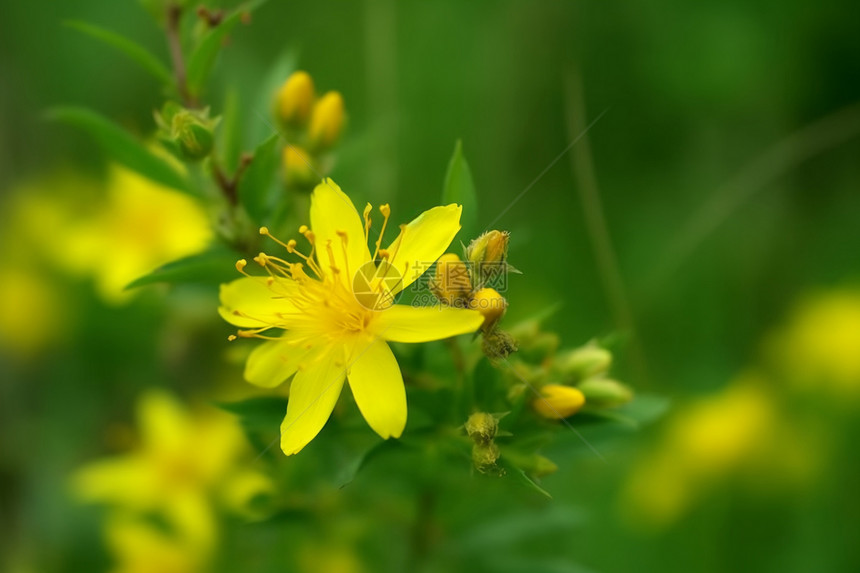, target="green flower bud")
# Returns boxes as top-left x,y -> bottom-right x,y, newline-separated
578,377 -> 634,407
558,343 -> 612,380
465,412 -> 498,445
155,102 -> 218,161
472,442 -> 500,474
